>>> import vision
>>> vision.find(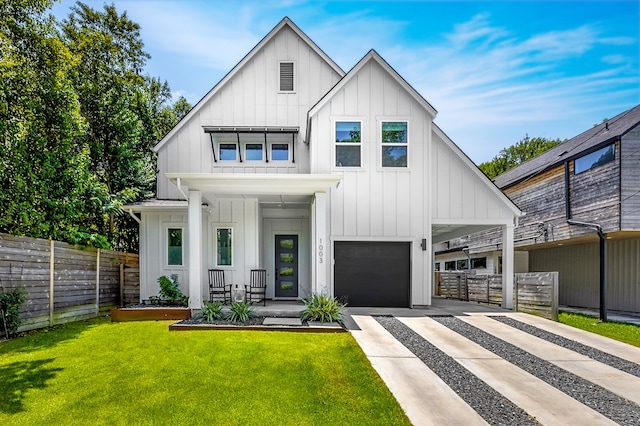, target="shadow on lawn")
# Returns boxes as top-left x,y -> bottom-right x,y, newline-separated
0,318 -> 103,356
0,358 -> 63,414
